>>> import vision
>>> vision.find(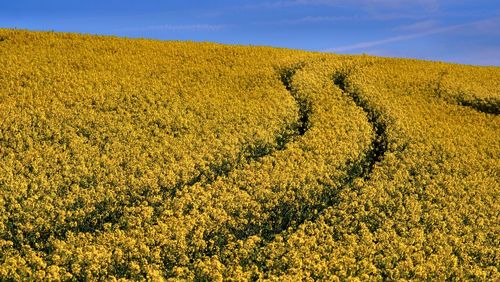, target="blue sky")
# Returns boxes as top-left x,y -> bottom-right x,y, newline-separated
1,0 -> 499,66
